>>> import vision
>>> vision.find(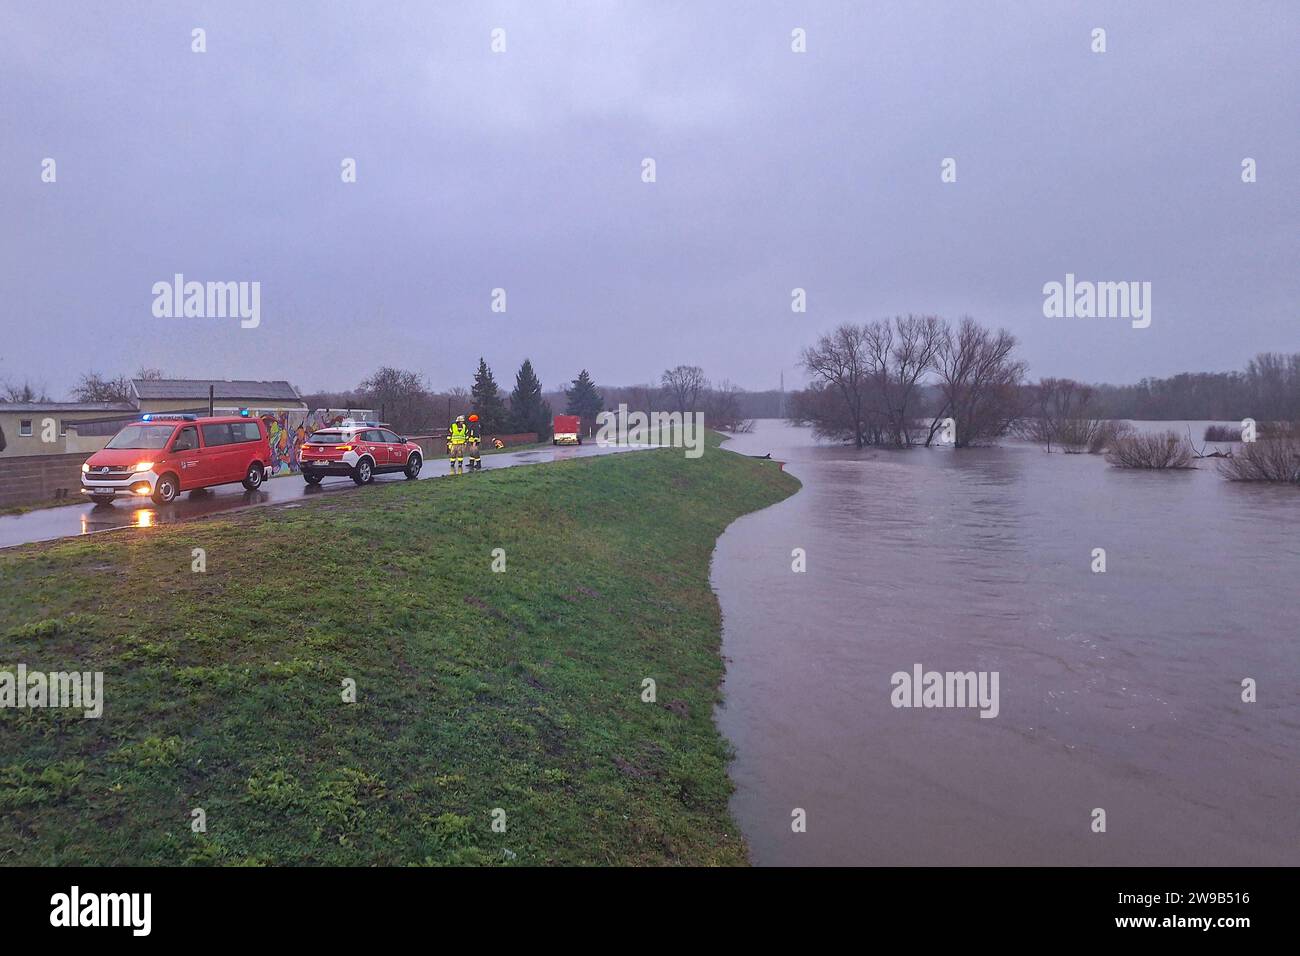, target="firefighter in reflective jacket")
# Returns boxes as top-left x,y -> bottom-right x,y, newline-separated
447,415 -> 468,472
466,414 -> 482,470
